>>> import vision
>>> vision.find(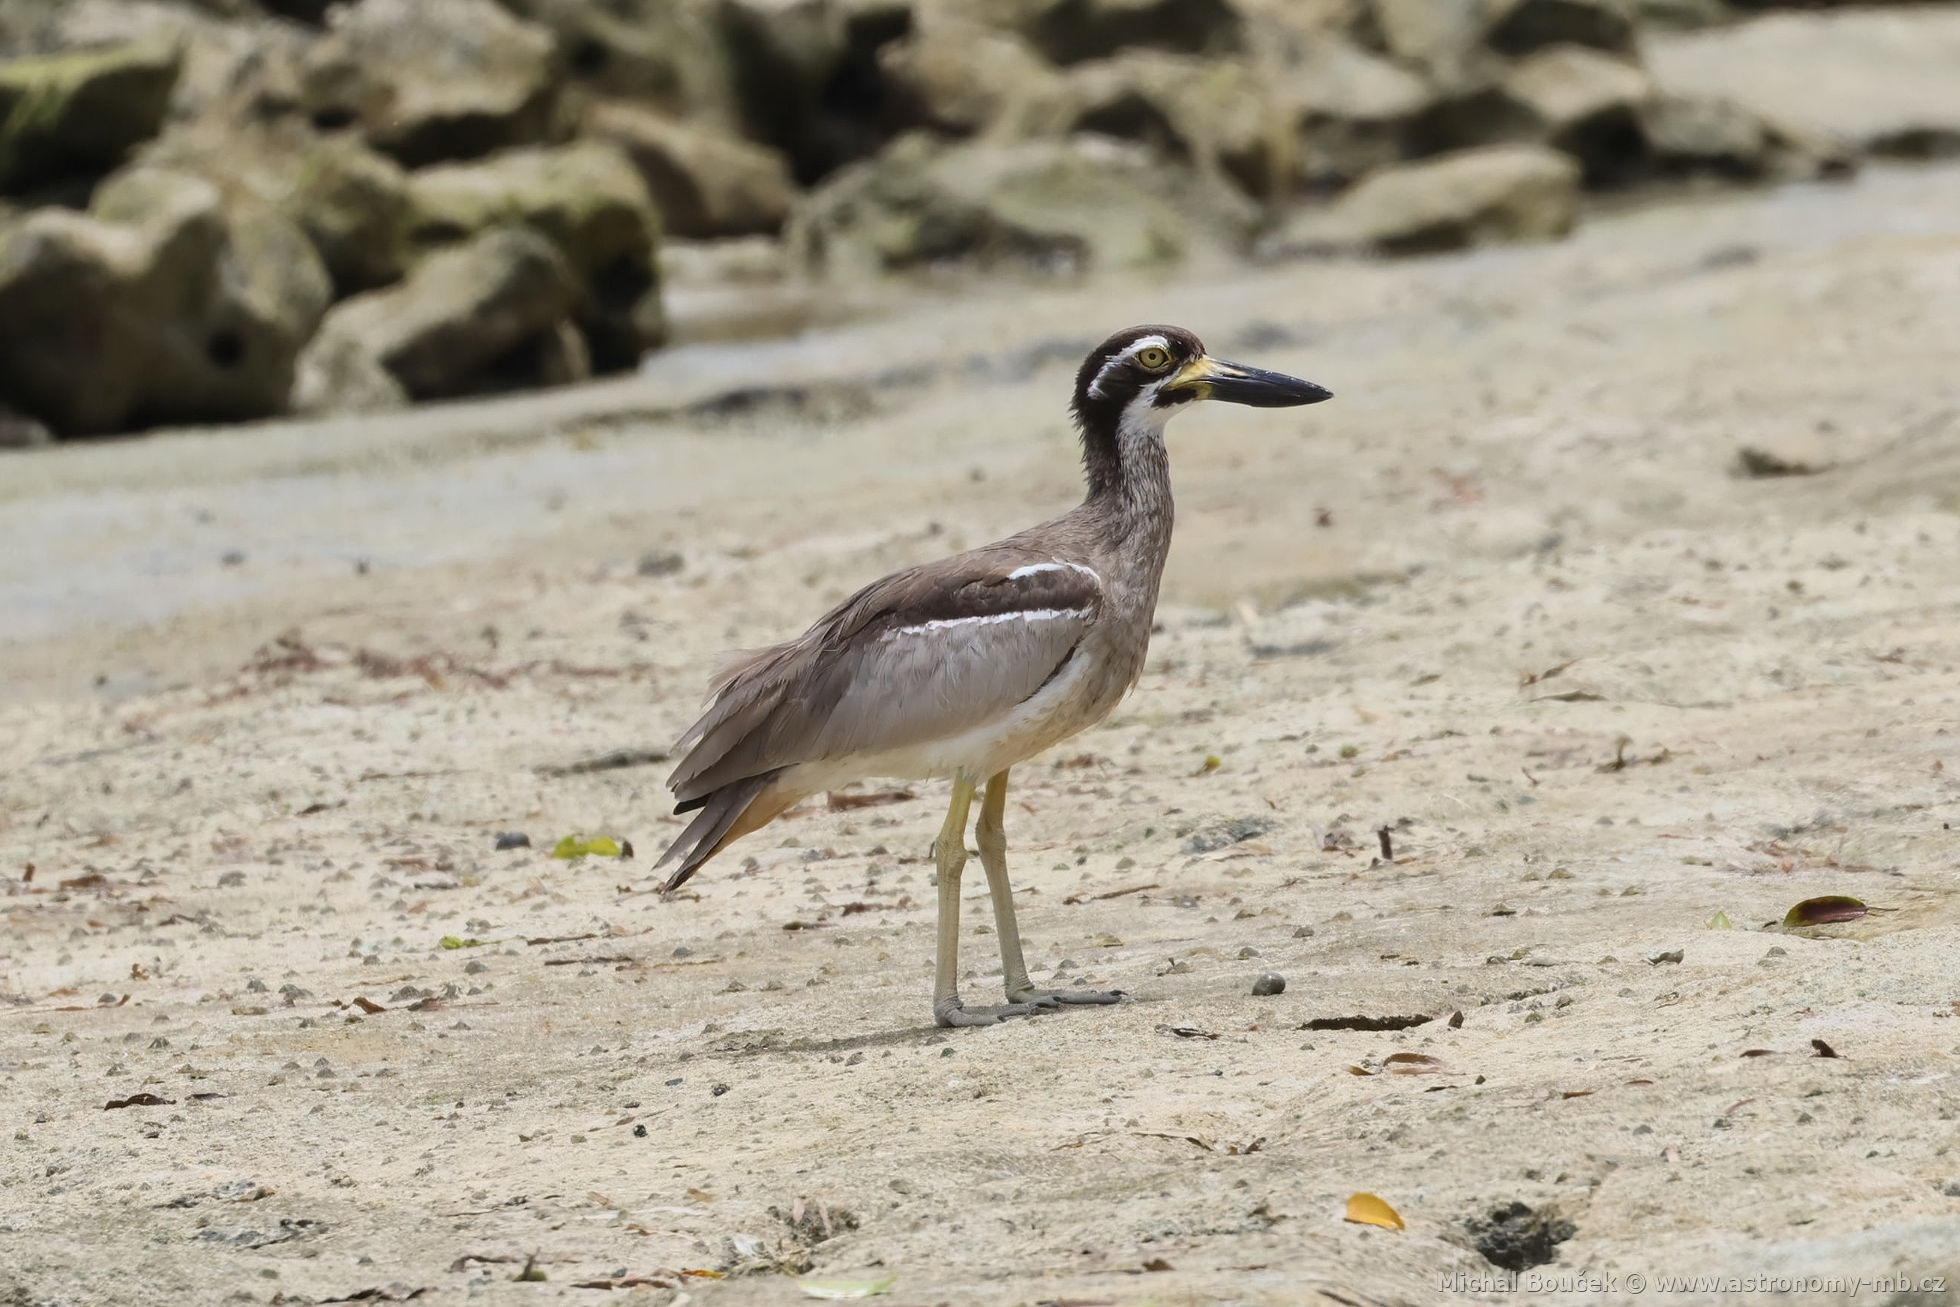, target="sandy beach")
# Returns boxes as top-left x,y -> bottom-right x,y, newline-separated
3,163 -> 1959,1306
